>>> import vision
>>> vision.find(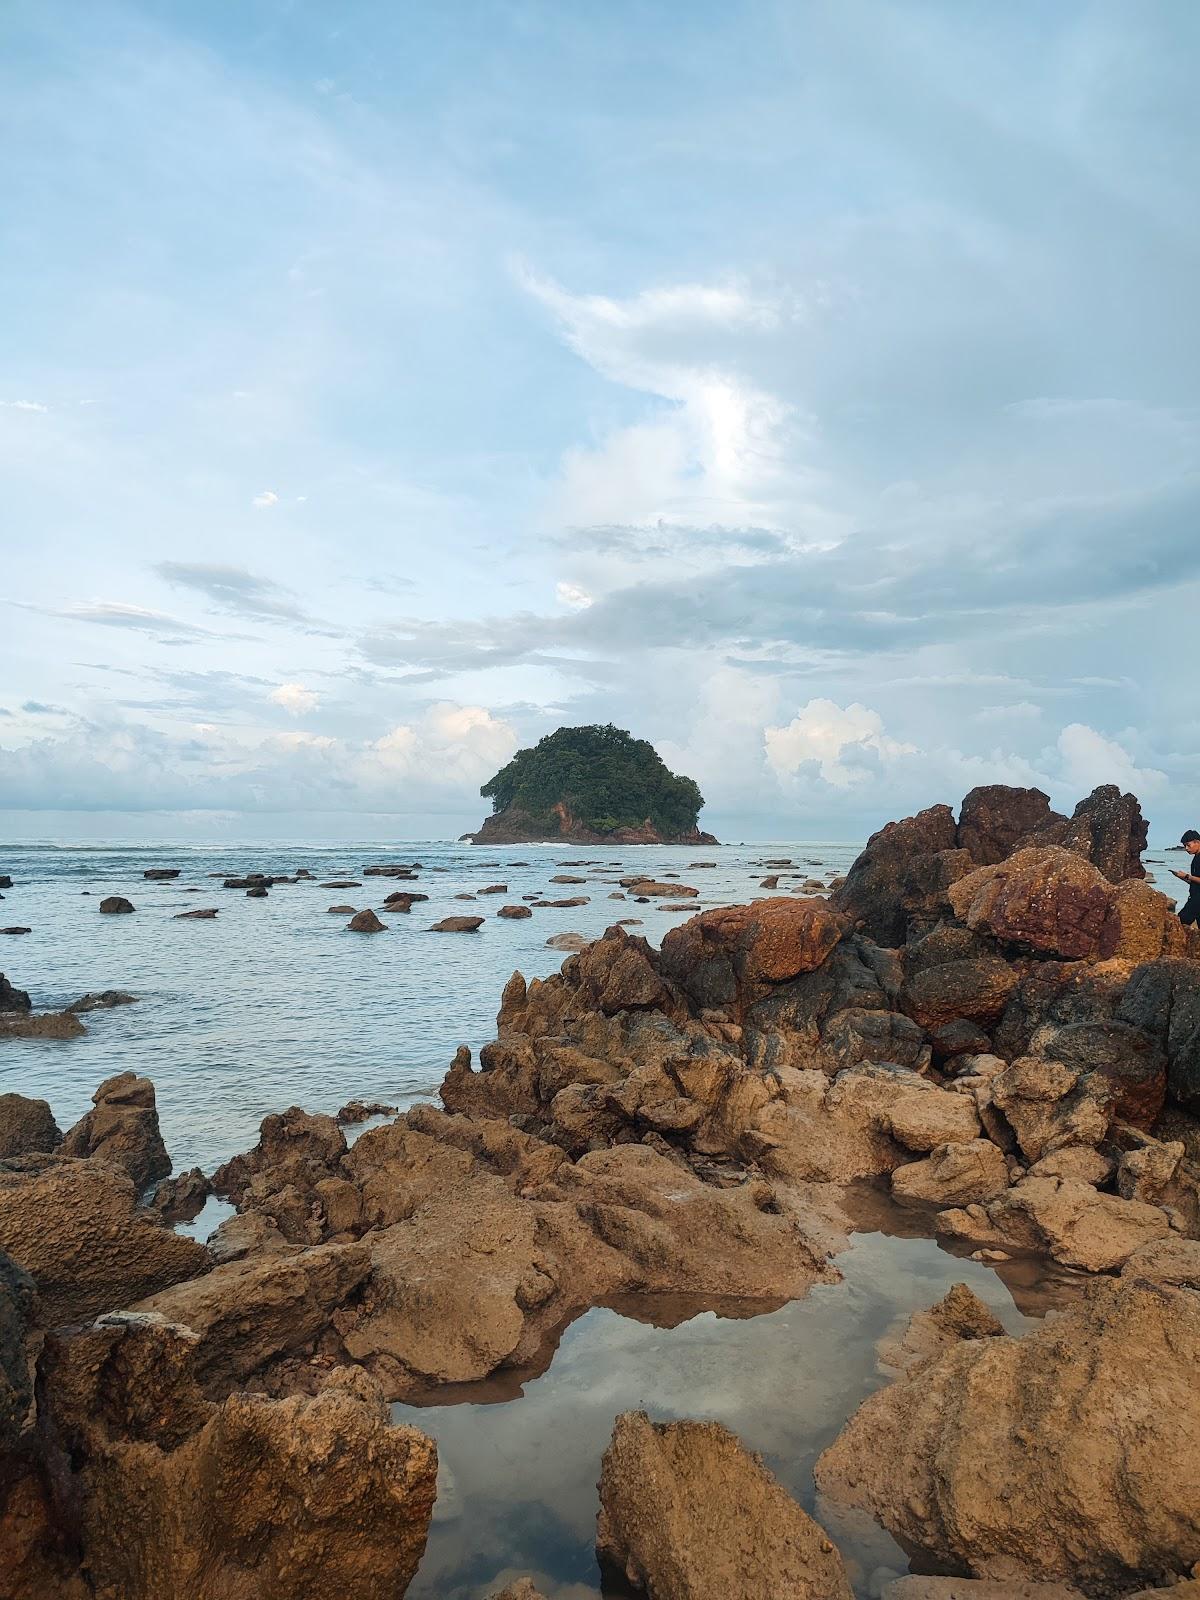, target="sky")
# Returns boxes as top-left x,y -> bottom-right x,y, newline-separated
2,0 -> 1198,843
